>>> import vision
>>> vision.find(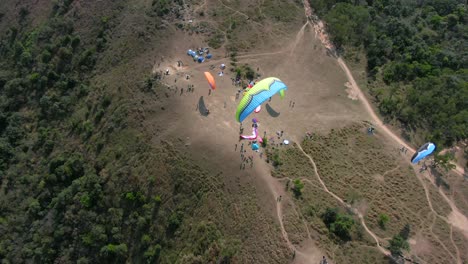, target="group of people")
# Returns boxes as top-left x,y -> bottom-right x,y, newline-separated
231,76 -> 242,86
276,130 -> 284,139
400,146 -> 408,154
234,143 -> 256,170
183,84 -> 196,94
419,163 -> 428,173
196,47 -> 209,55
